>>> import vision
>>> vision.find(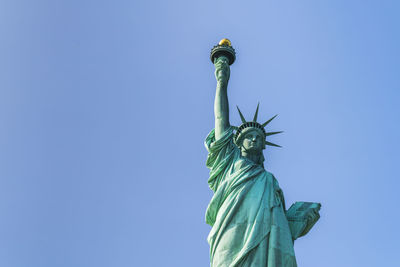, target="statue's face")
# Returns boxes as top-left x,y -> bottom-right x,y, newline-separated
241,129 -> 264,154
